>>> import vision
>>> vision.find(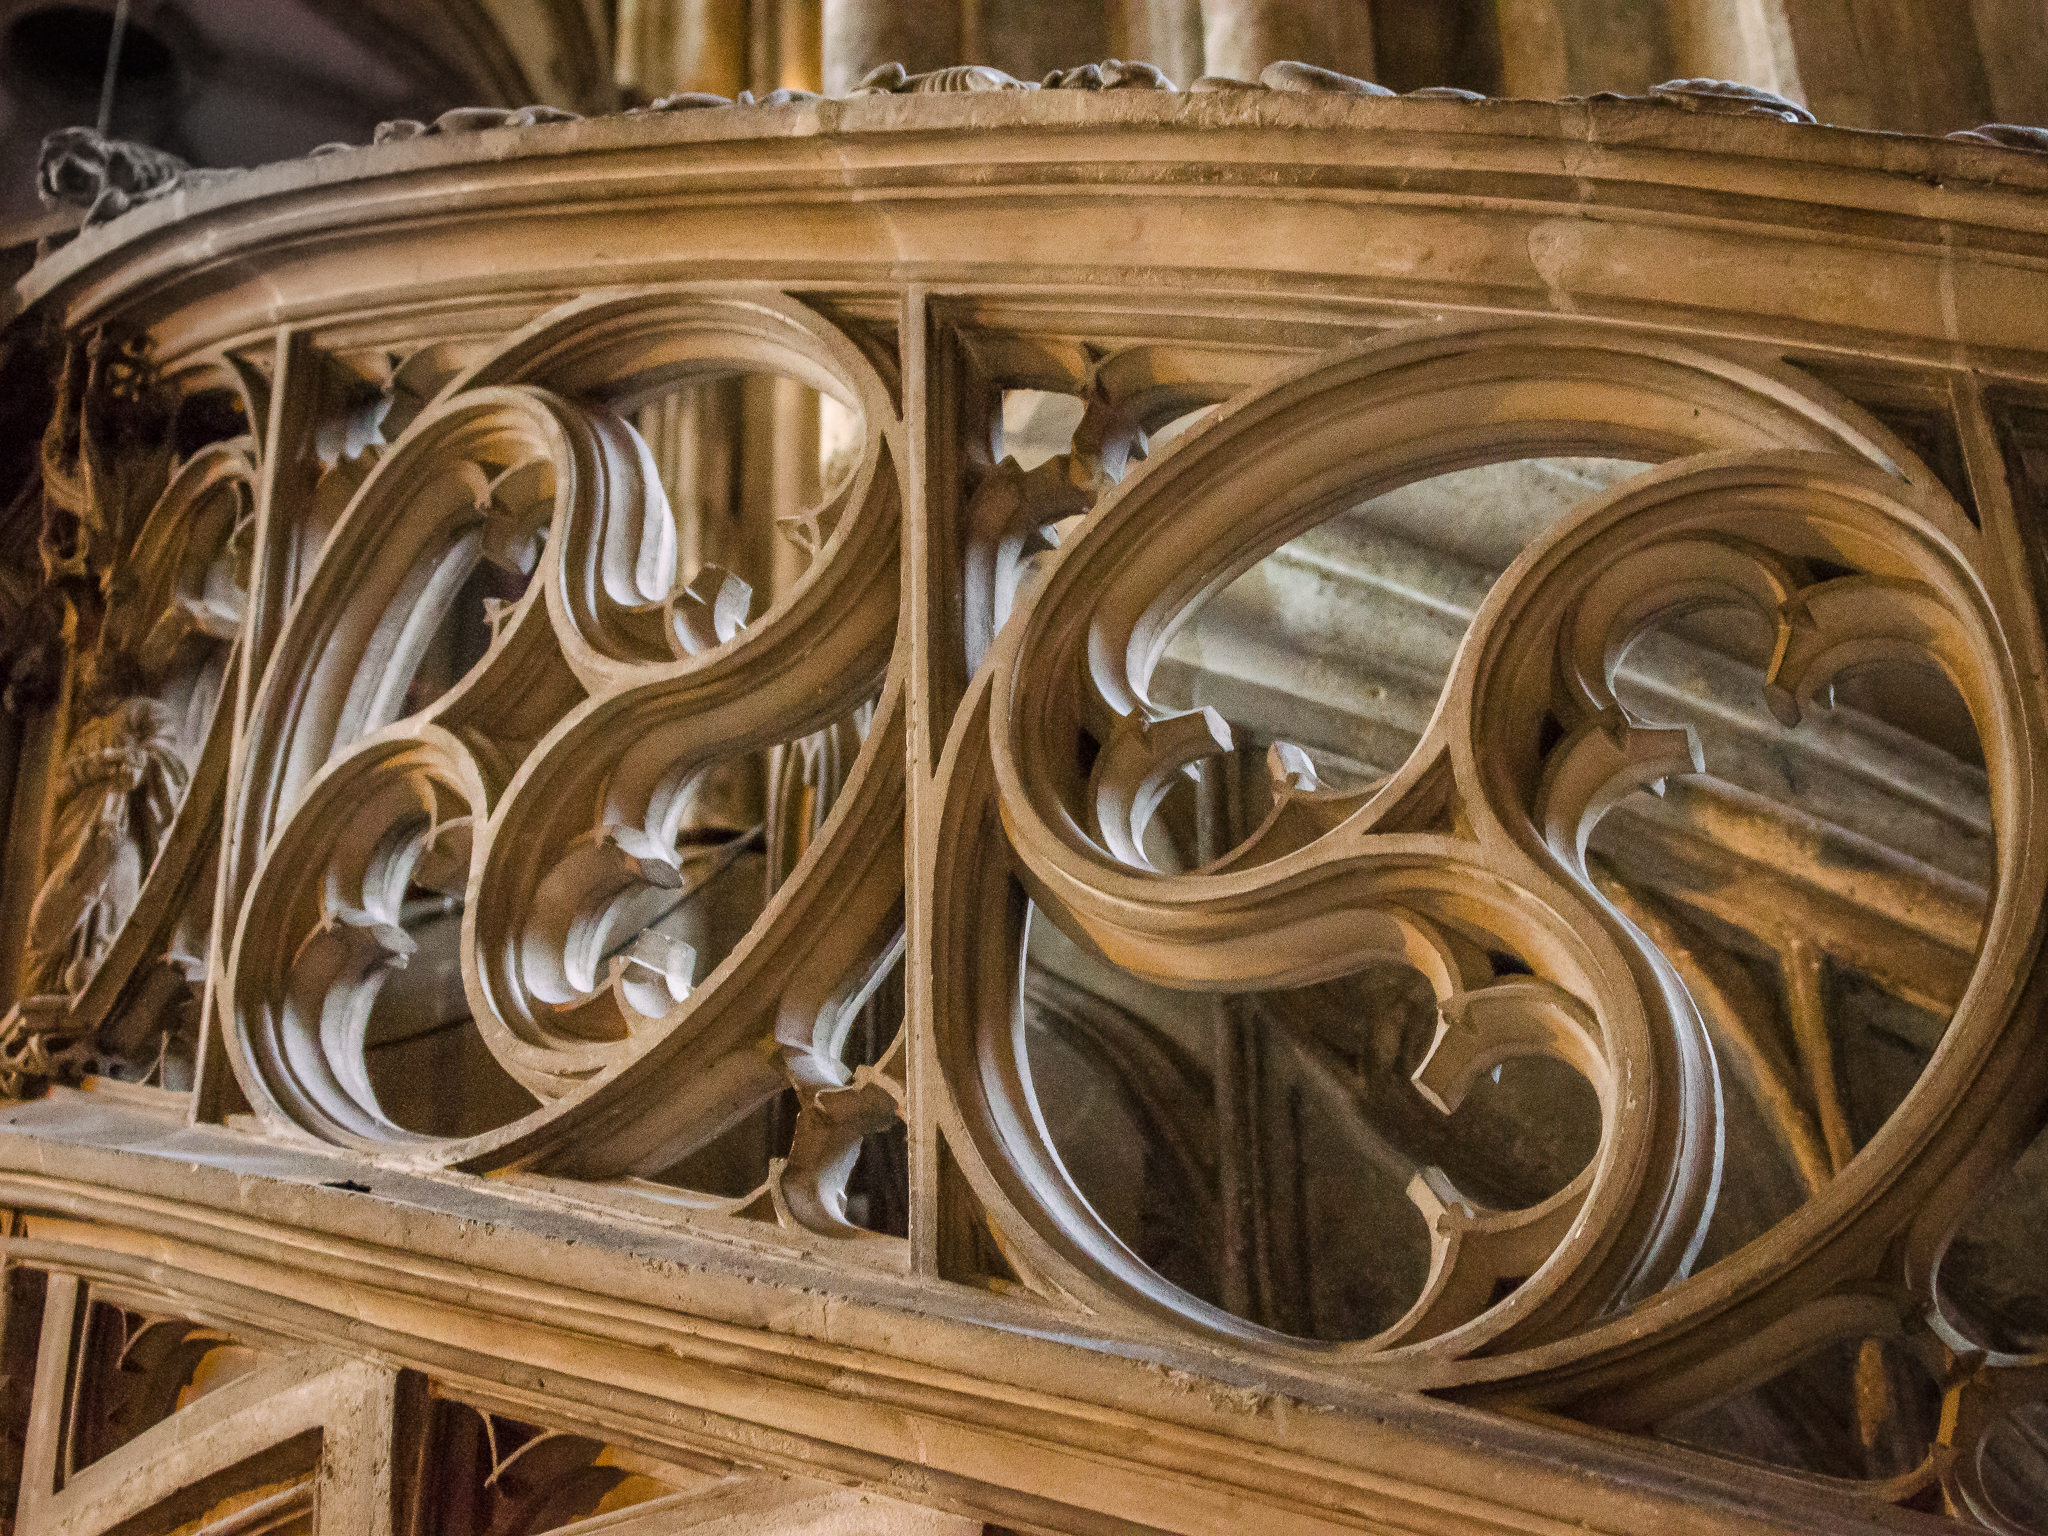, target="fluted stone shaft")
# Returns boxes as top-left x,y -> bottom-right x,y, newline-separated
1667,0 -> 1804,102
823,0 -> 964,95
1197,0 -> 1374,84
972,0 -> 1111,83
615,0 -> 749,99
1108,0 -> 1204,88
